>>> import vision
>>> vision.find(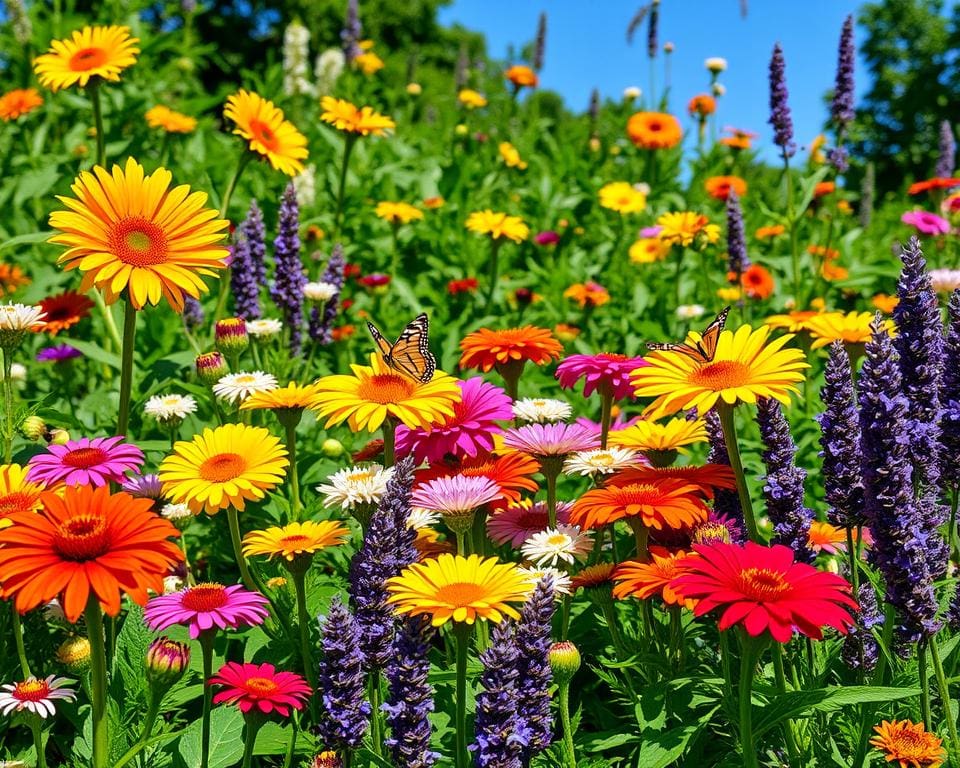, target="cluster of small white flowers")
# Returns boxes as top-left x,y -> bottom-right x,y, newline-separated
292,164 -> 317,209
304,281 -> 338,302
512,398 -> 572,424
282,21 -> 315,97
623,85 -> 642,101
213,371 -> 279,404
521,525 -> 594,568
160,502 -> 193,522
246,318 -> 284,337
315,48 -> 346,96
144,393 -> 198,422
